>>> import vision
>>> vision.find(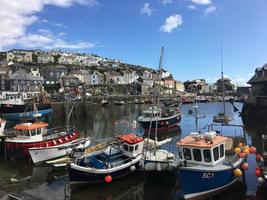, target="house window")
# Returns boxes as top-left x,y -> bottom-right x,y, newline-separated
213,147 -> 219,161
193,149 -> 202,161
219,144 -> 224,158
203,150 -> 211,162
183,148 -> 192,160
